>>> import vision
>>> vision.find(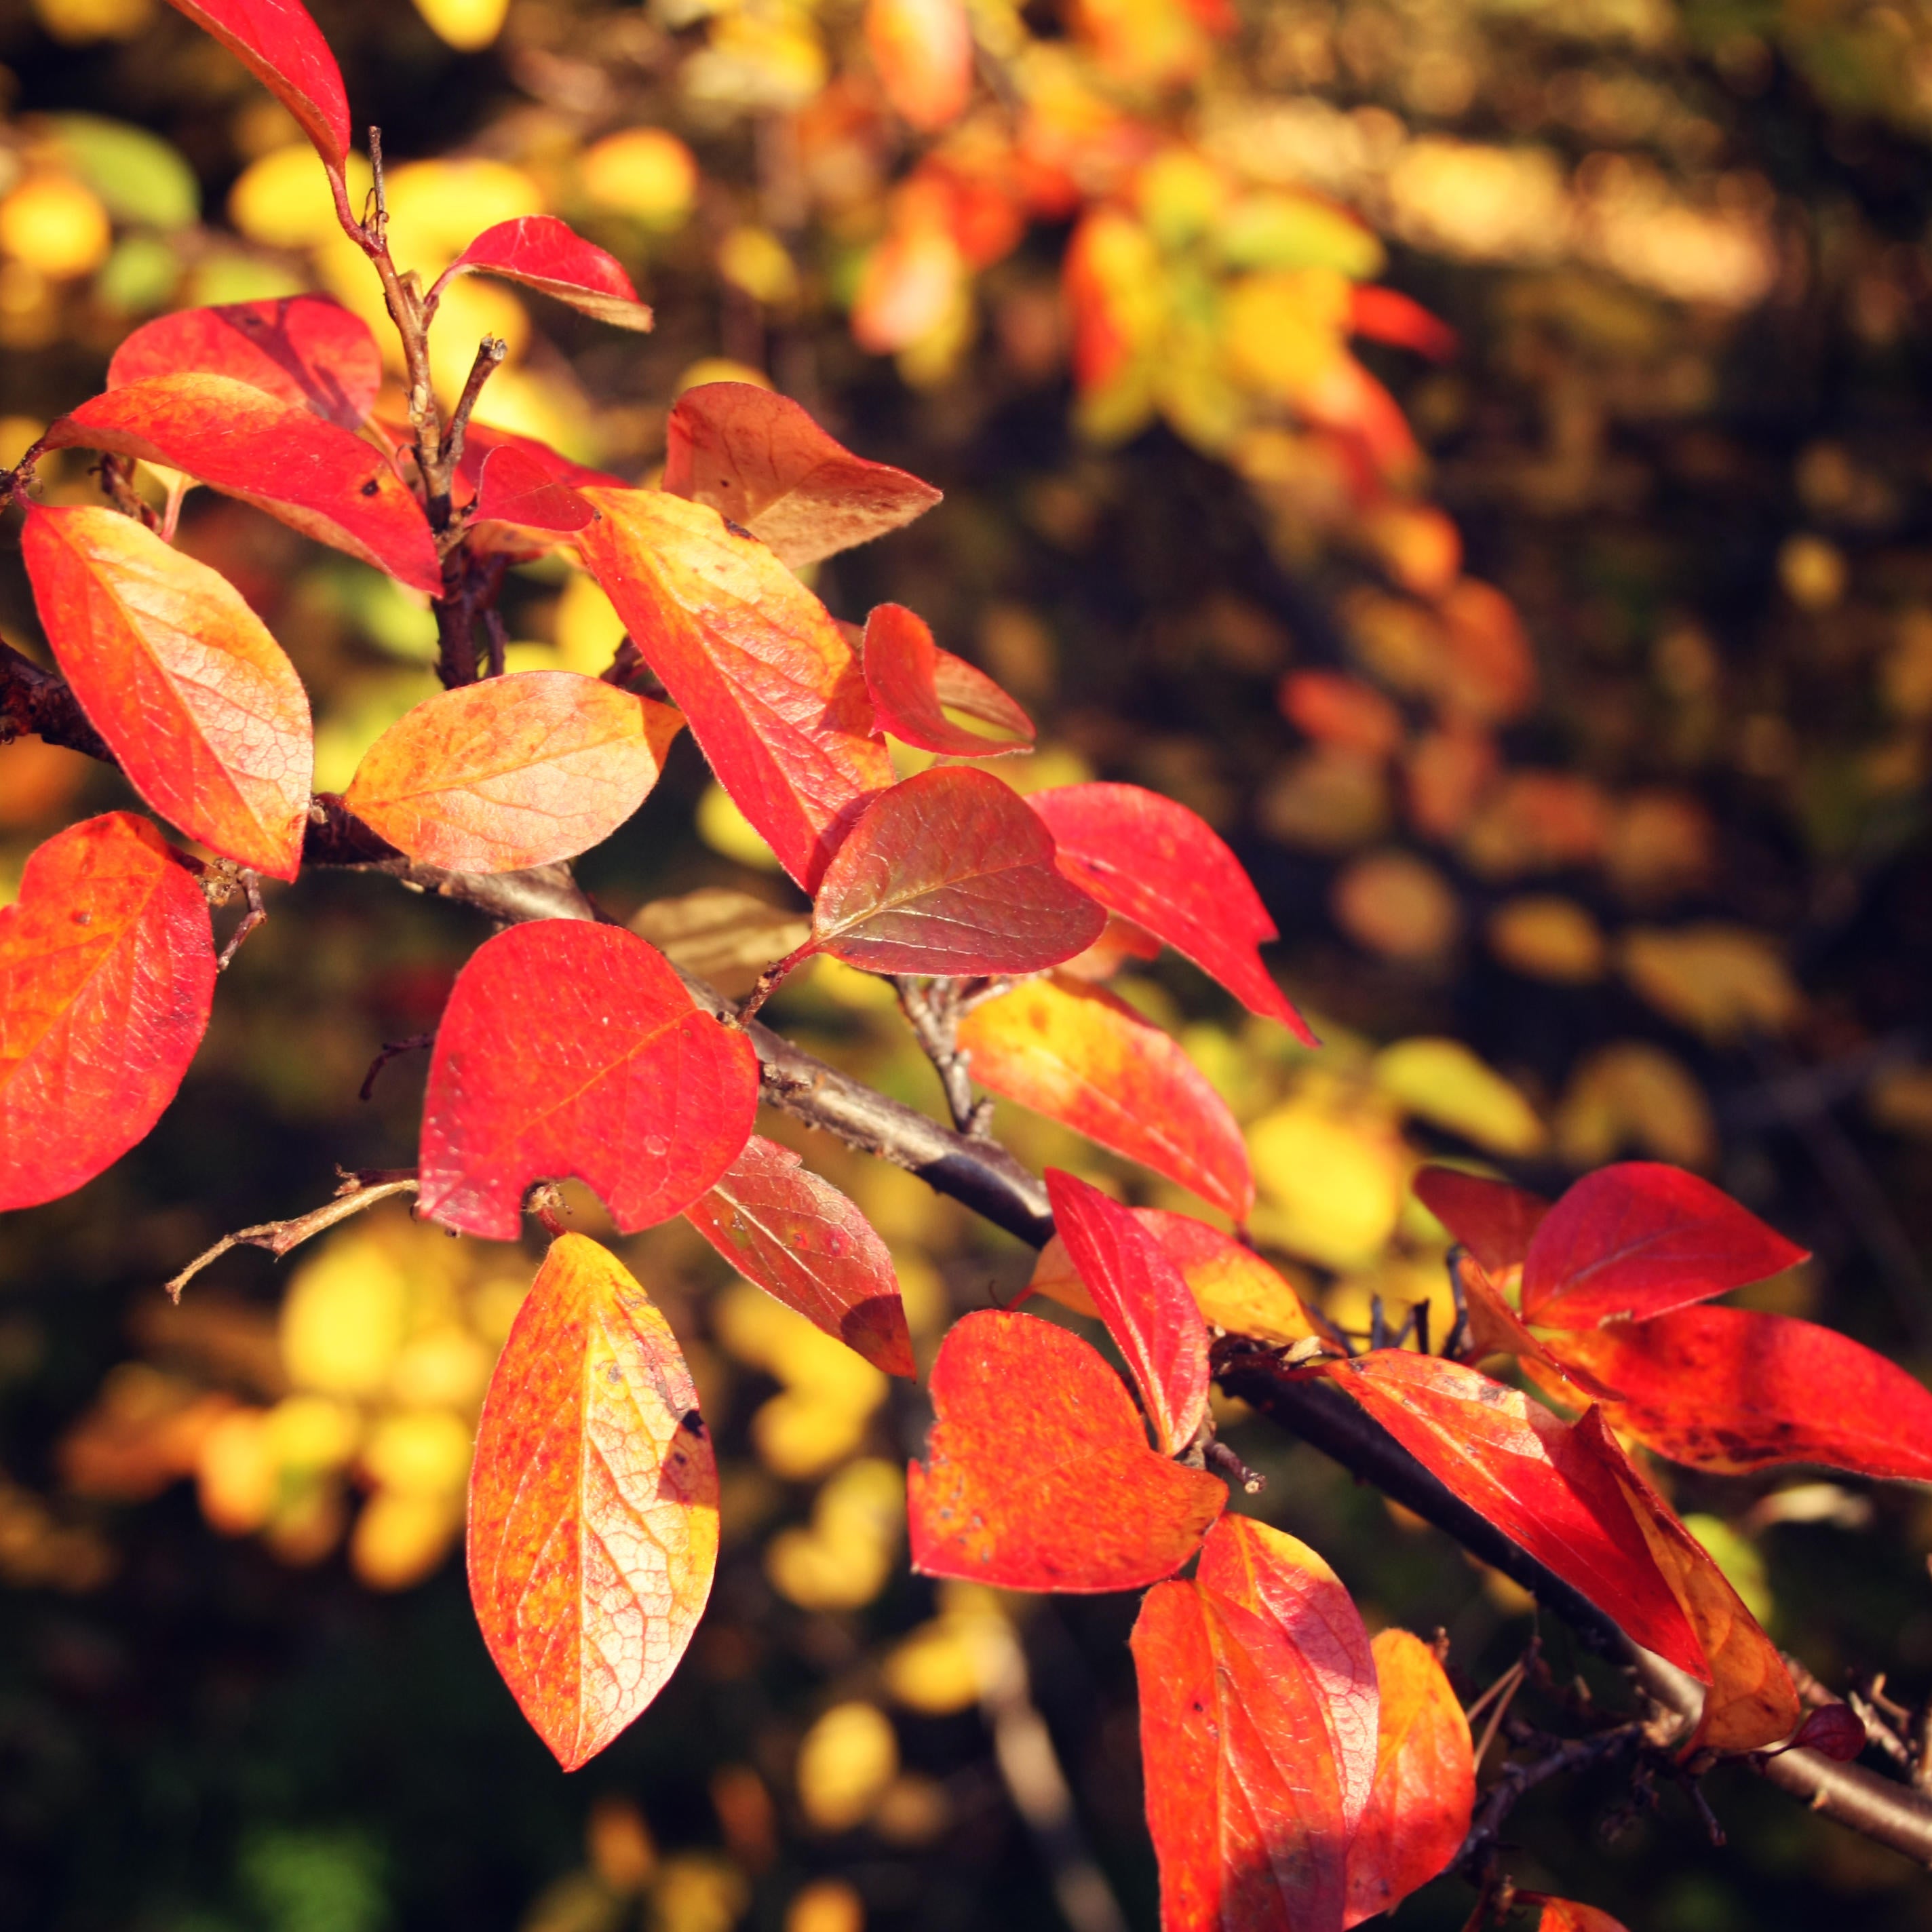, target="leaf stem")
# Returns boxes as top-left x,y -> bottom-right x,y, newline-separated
165,1170 -> 419,1302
